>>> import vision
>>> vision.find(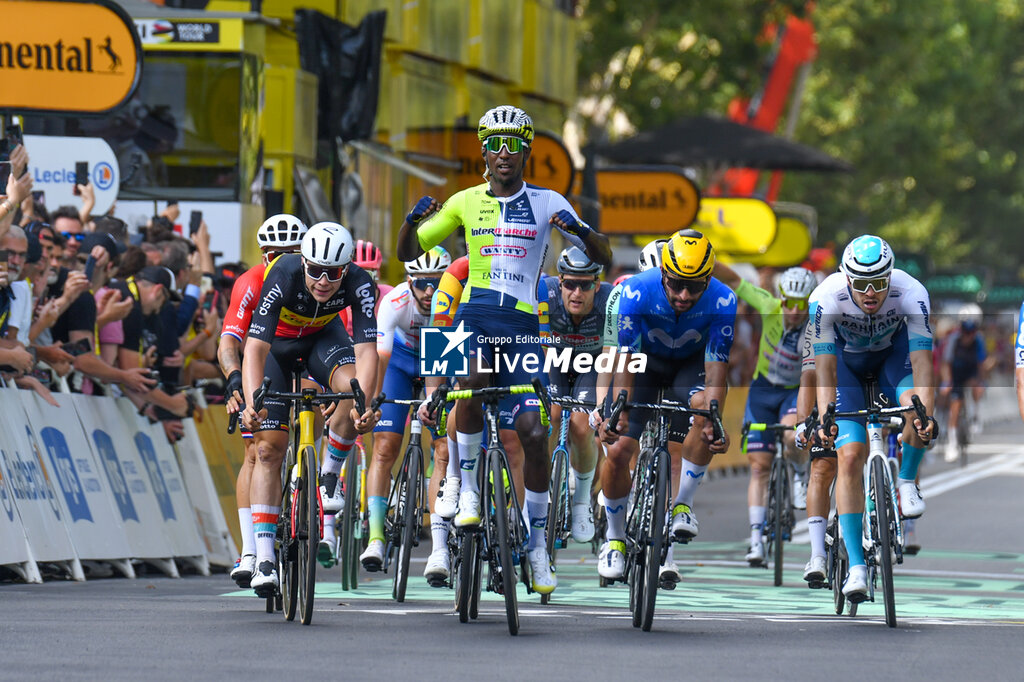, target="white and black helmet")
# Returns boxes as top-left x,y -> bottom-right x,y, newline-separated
257,214 -> 307,249
557,246 -> 603,276
777,266 -> 817,299
477,105 -> 535,143
840,235 -> 894,280
405,246 -> 452,275
638,239 -> 667,272
301,222 -> 354,266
